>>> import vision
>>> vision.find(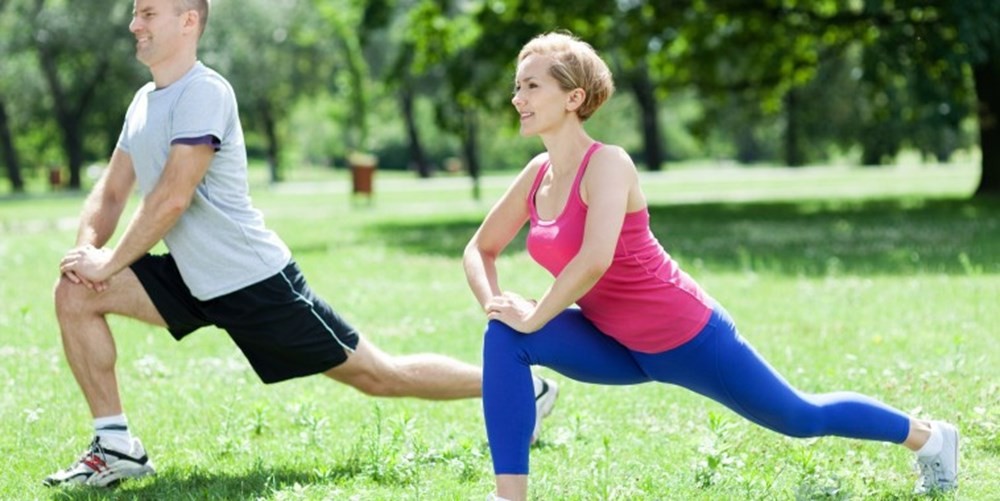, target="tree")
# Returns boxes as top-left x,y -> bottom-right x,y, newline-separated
0,3 -> 25,191
0,99 -> 24,192
944,0 -> 1000,196
404,0 -> 490,196
23,0 -> 140,189
313,0 -> 375,160
203,0 -> 337,183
